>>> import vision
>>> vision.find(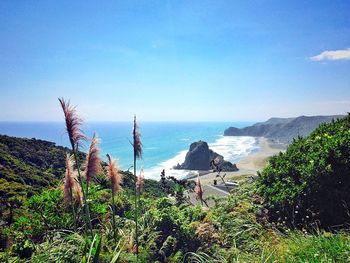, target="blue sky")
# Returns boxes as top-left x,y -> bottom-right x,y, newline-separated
0,0 -> 349,121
